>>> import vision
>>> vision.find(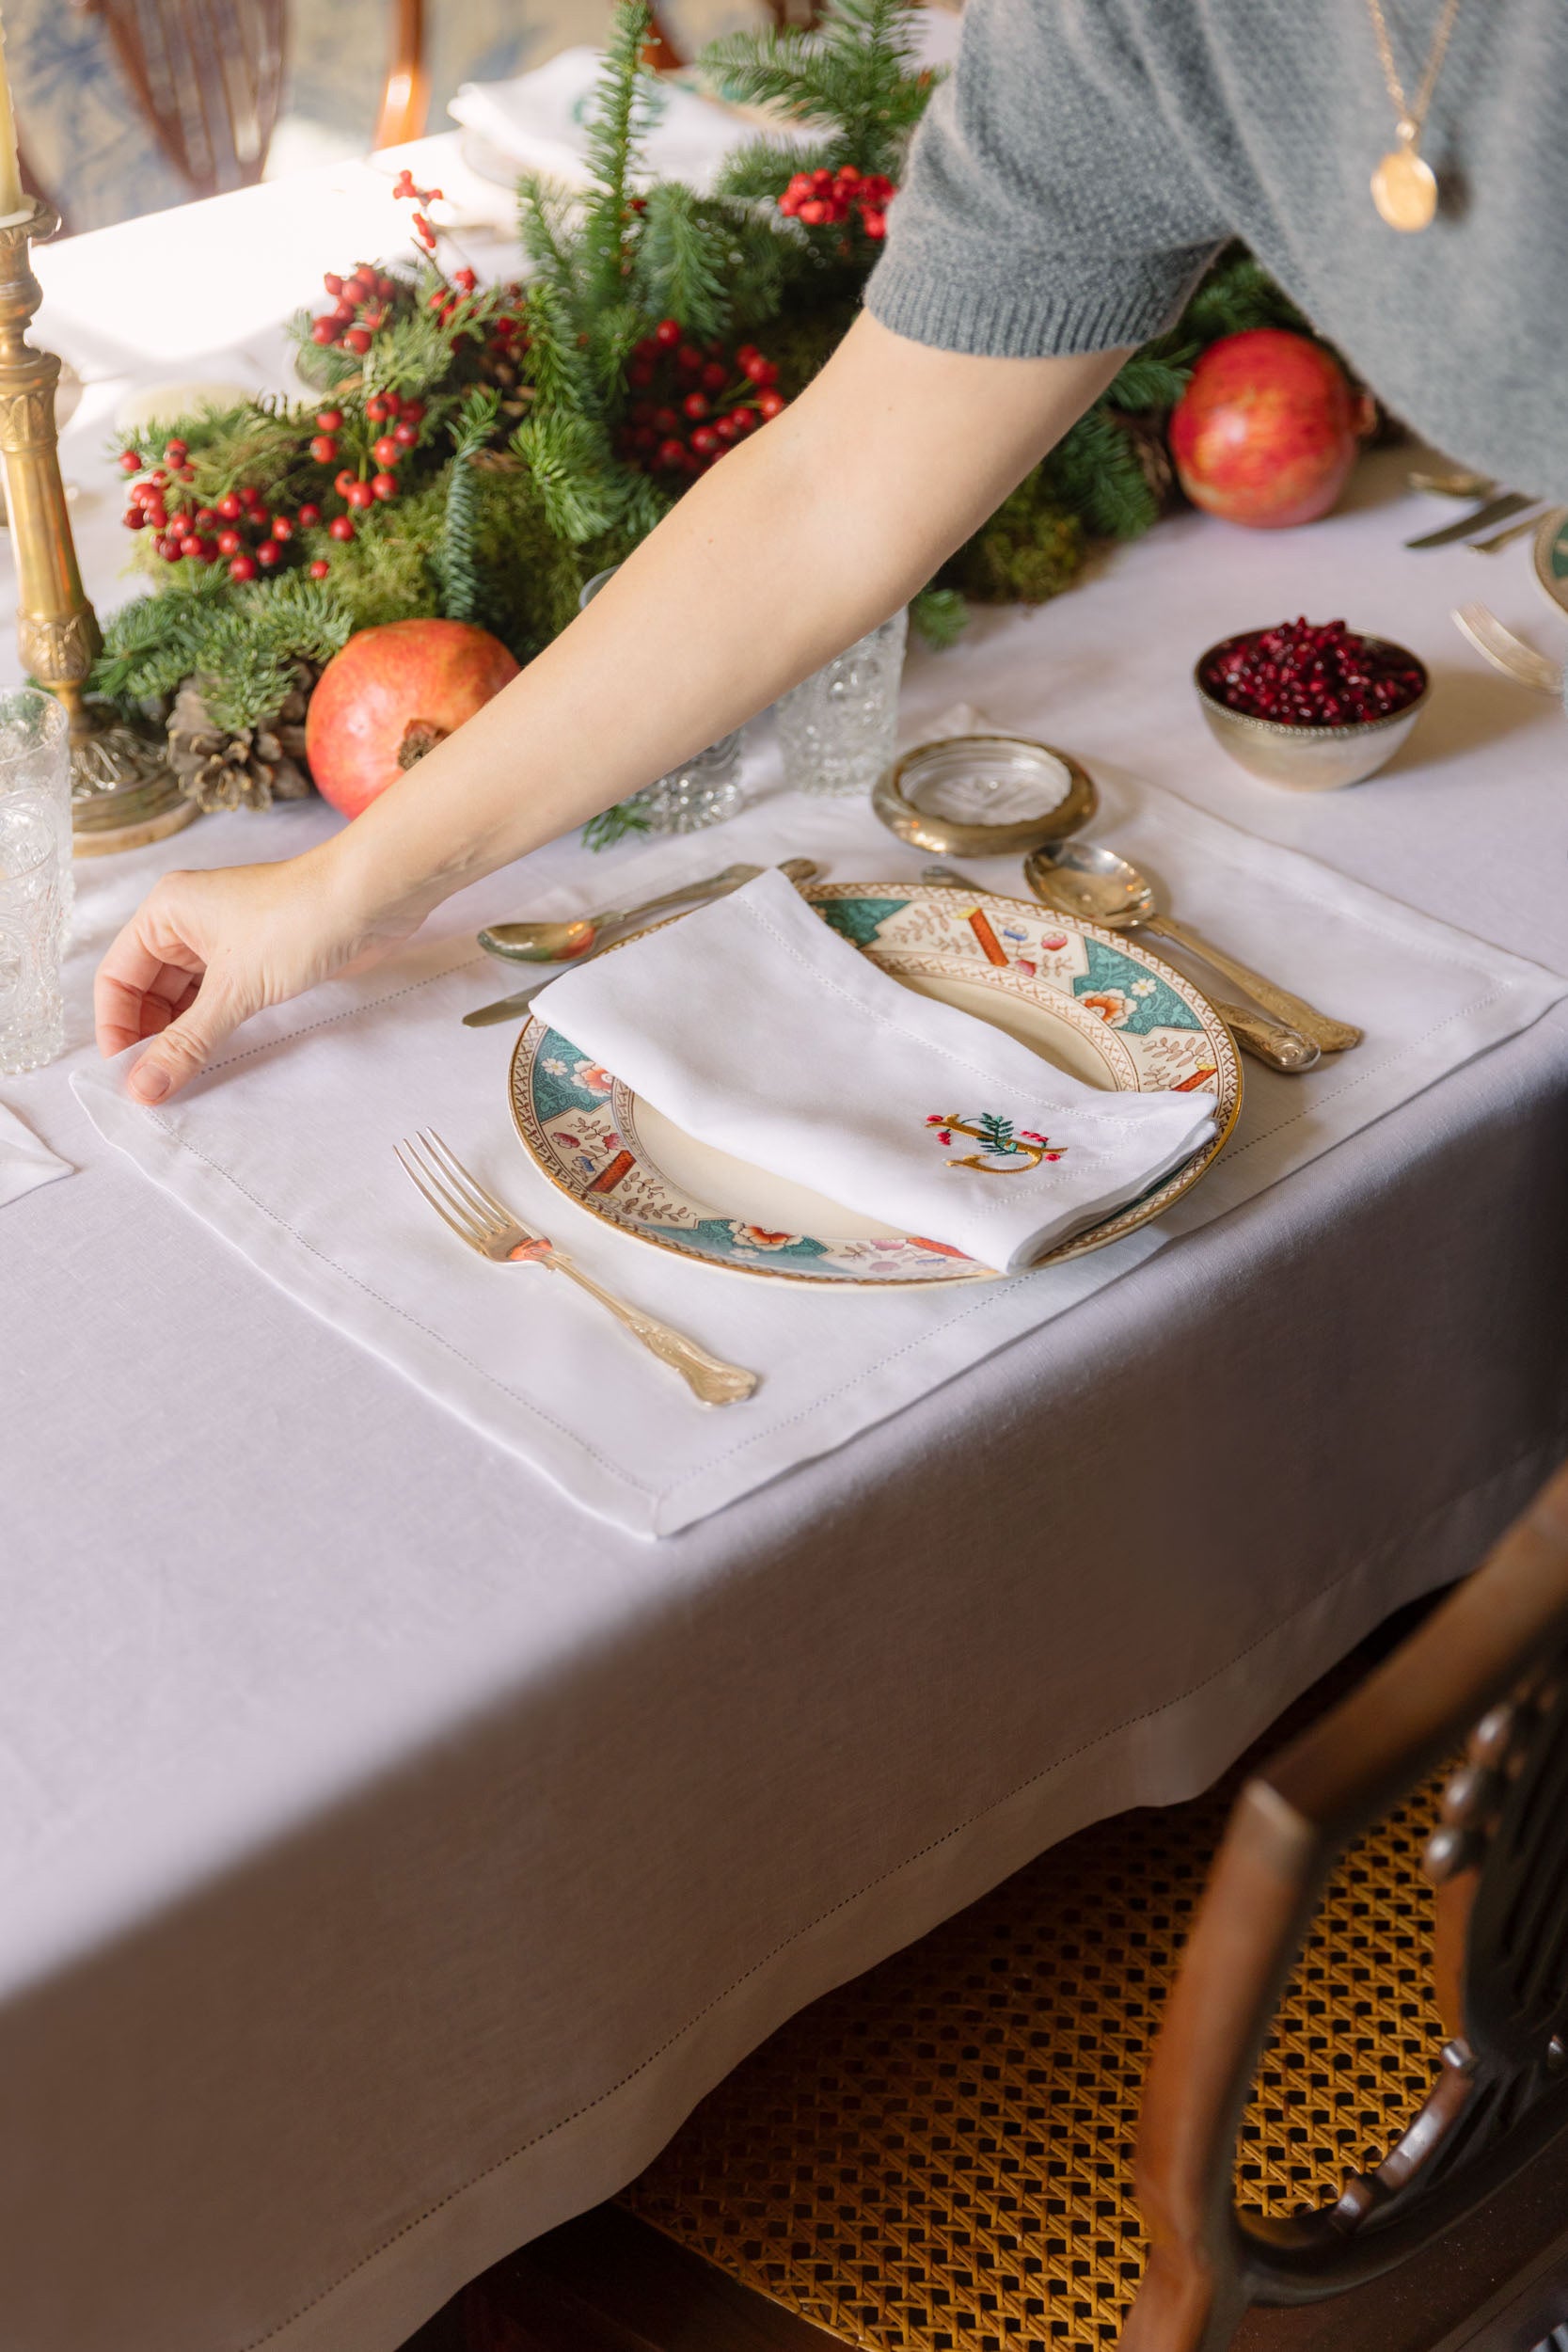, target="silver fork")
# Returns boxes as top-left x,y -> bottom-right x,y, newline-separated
396,1130 -> 758,1406
1451,603 -> 1564,695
